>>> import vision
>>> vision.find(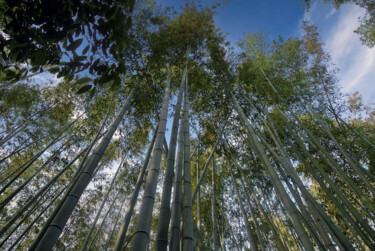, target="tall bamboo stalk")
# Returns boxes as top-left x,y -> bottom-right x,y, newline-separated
192,136 -> 221,204
169,120 -> 184,251
181,63 -> 194,251
114,123 -> 159,251
211,155 -> 220,250
230,91 -> 314,251
227,156 -> 258,251
80,158 -> 125,251
155,64 -> 187,251
33,79 -> 141,251
131,66 -> 172,251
